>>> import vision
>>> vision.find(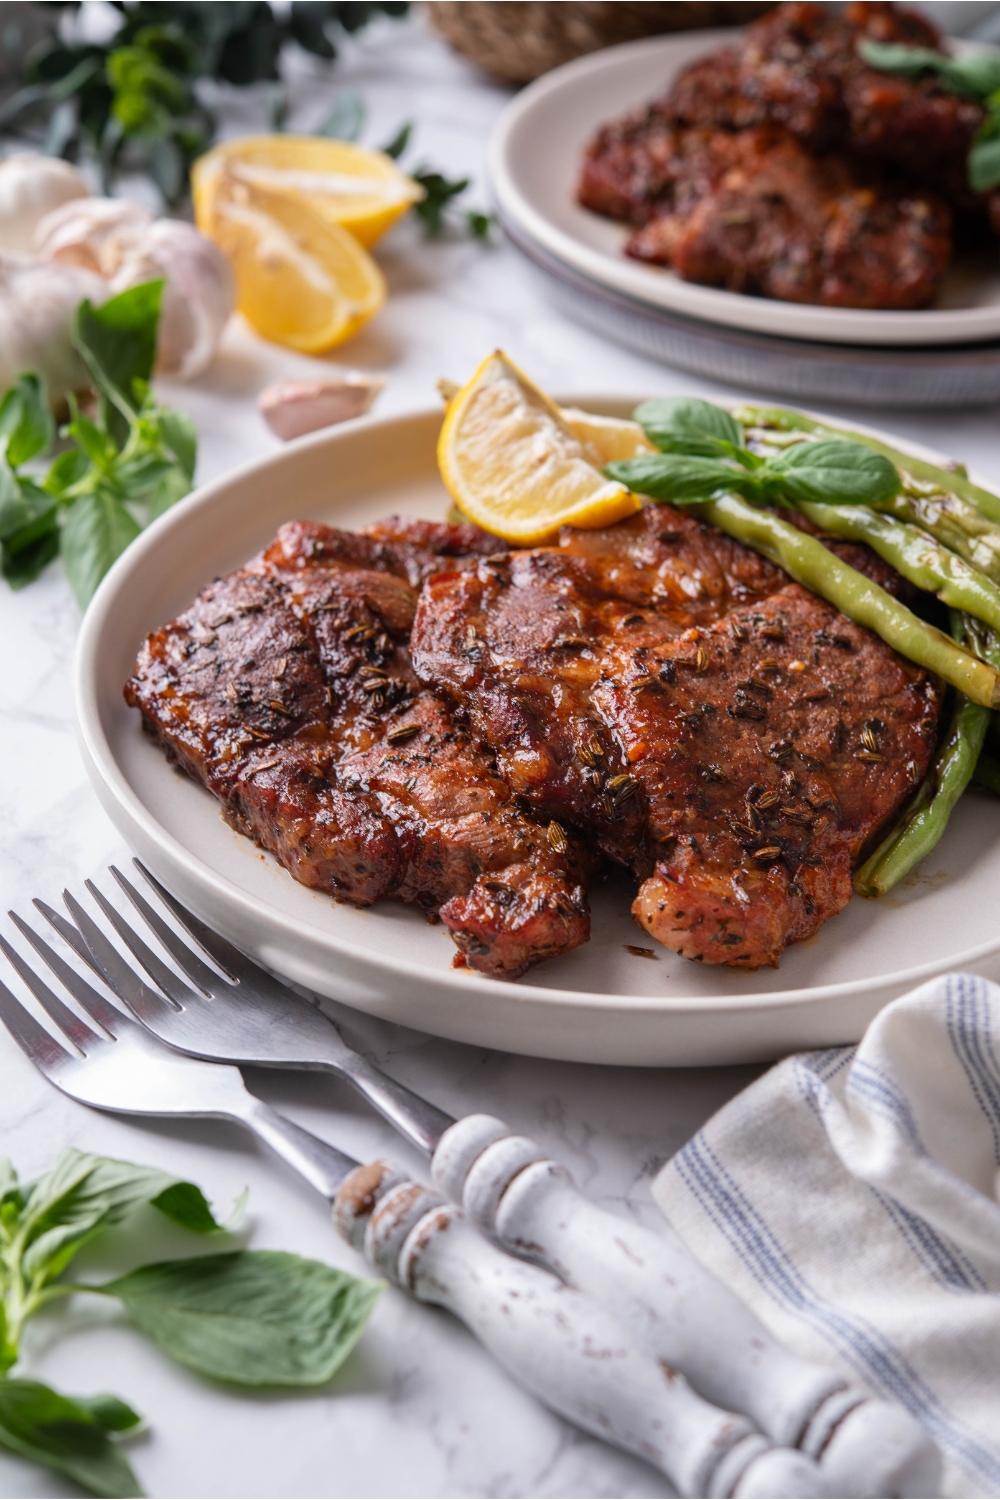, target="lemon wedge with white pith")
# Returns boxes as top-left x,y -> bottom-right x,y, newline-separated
560,408 -> 656,464
438,353 -> 642,544
204,171 -> 385,352
193,135 -> 424,249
